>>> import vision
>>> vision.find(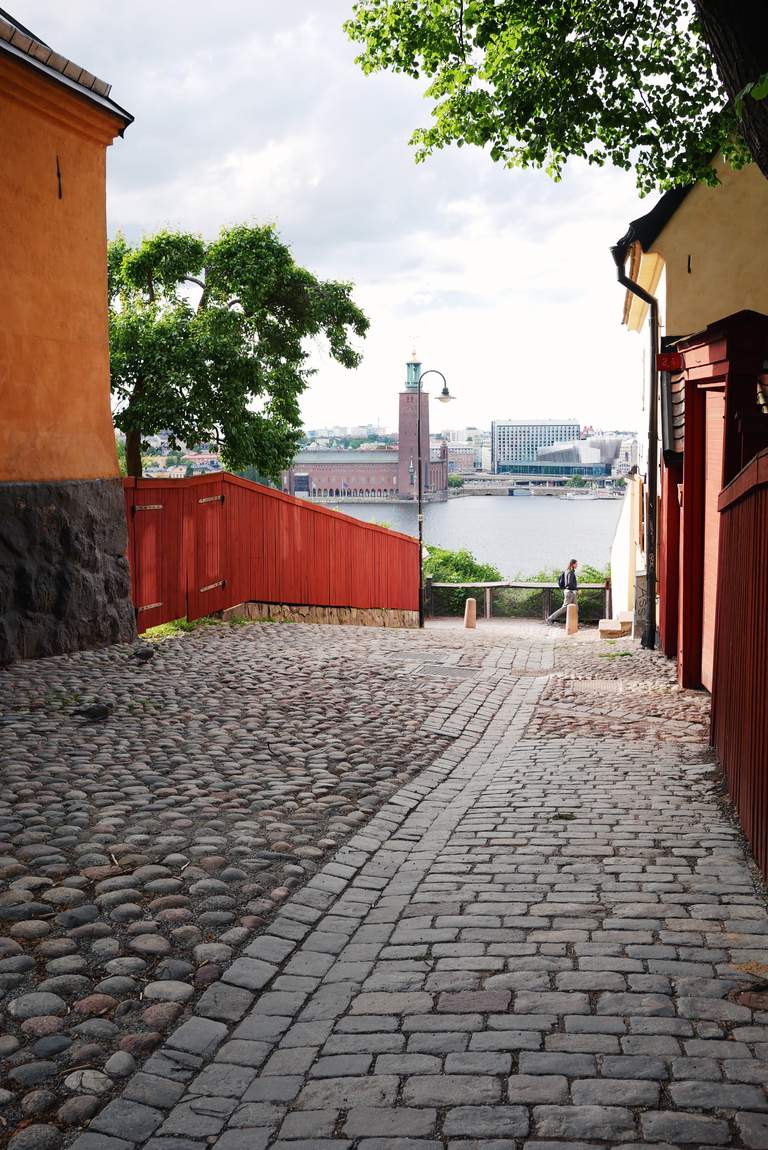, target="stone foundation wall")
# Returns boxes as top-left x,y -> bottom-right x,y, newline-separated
221,601 -> 419,629
0,479 -> 136,663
